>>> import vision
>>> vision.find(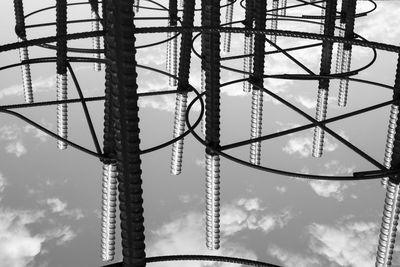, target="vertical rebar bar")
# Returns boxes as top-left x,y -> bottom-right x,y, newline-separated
375,53 -> 400,267
376,180 -> 400,267
106,0 -> 146,265
101,163 -> 117,262
170,0 -> 195,176
56,0 -> 68,150
171,93 -> 188,175
249,0 -> 267,165
319,1 -> 326,35
101,0 -> 117,261
382,105 -> 399,188
169,35 -> 178,87
312,87 -> 328,157
243,35 -> 254,93
57,73 -> 68,150
18,38 -> 33,103
338,49 -> 352,107
311,0 -> 336,158
202,0 -> 221,250
134,0 -> 140,14
13,0 -> 33,103
223,0 -> 234,53
271,0 -> 279,44
91,7 -> 101,71
335,24 -> 345,75
201,69 -> 206,136
205,154 -> 220,250
250,89 -> 263,165
338,0 -> 357,107
280,0 -> 287,16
